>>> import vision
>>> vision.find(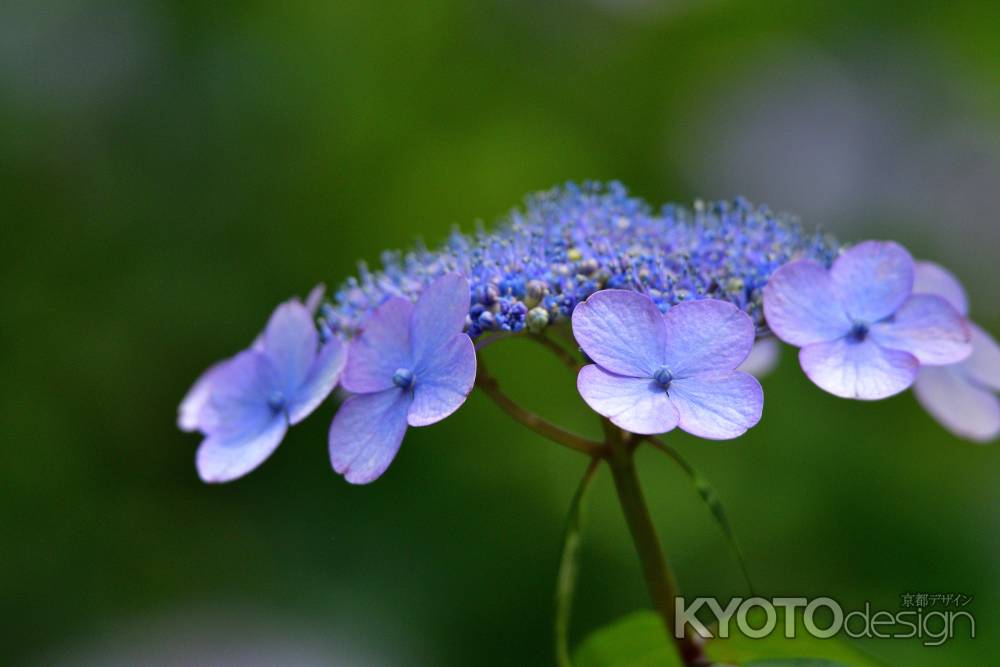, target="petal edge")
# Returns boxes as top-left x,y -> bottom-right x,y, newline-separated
329,389 -> 411,484
799,338 -> 918,400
